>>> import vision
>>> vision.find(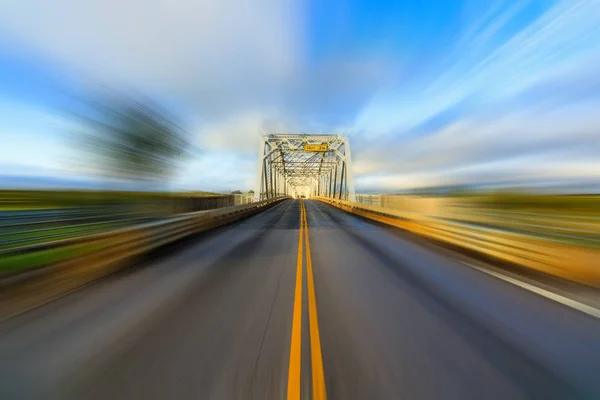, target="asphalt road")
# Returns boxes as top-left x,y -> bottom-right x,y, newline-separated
1,199 -> 599,399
